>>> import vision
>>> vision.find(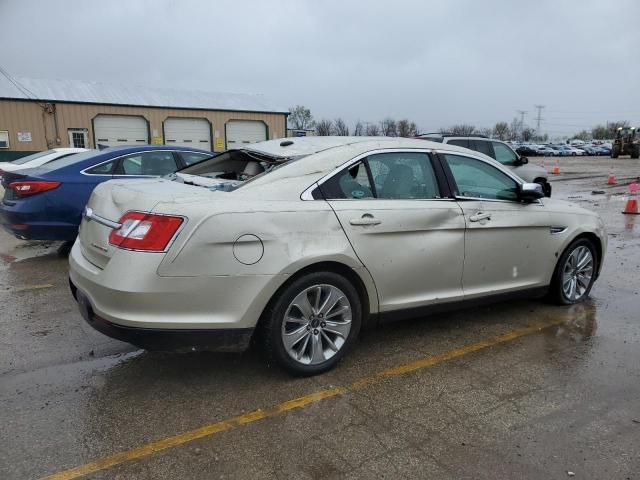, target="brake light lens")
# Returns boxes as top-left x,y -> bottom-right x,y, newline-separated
108,211 -> 184,252
9,181 -> 61,197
